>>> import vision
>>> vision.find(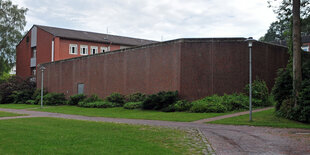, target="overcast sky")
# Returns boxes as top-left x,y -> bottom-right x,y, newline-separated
12,0 -> 278,41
